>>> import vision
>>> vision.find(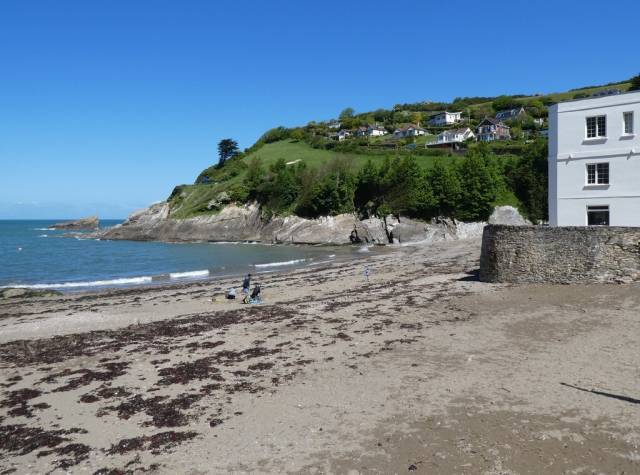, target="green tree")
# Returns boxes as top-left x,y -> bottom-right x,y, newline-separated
427,159 -> 461,217
339,107 -> 355,121
258,159 -> 298,212
510,139 -> 548,222
457,146 -> 500,221
382,156 -> 434,219
244,156 -> 264,200
296,158 -> 356,217
354,159 -> 384,217
217,138 -> 239,167
630,73 -> 640,91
